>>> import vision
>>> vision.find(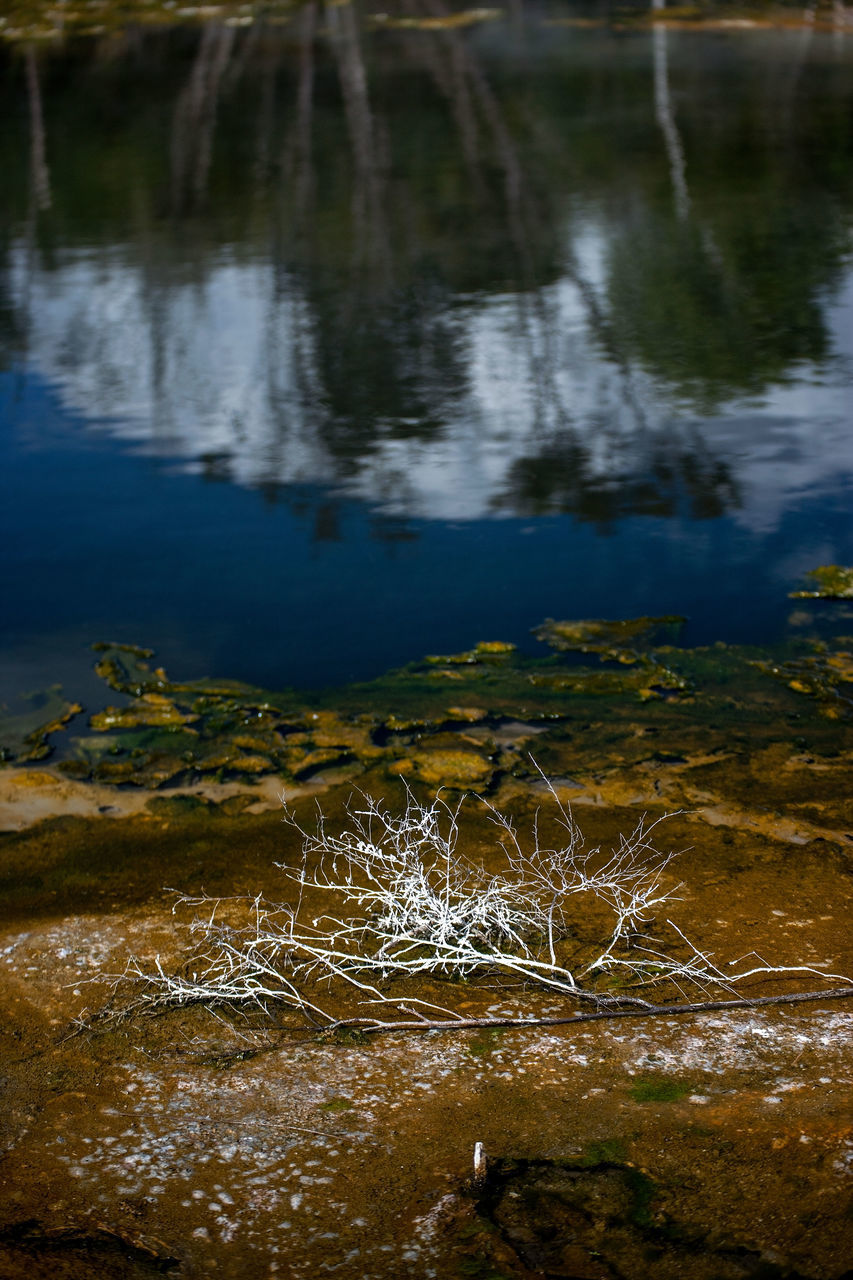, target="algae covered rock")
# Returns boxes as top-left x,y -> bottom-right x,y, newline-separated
789,565 -> 853,599
90,693 -> 199,731
425,640 -> 517,666
528,662 -> 688,700
391,743 -> 494,790
534,615 -> 685,657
